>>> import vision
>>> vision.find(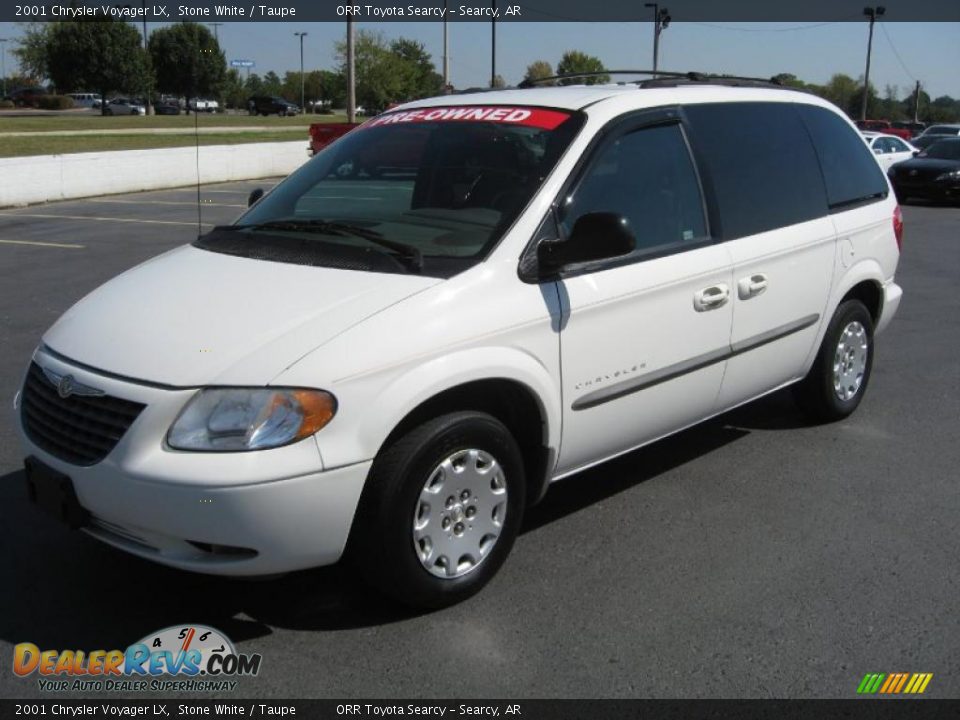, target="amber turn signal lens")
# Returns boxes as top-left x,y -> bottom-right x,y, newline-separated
292,389 -> 337,439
